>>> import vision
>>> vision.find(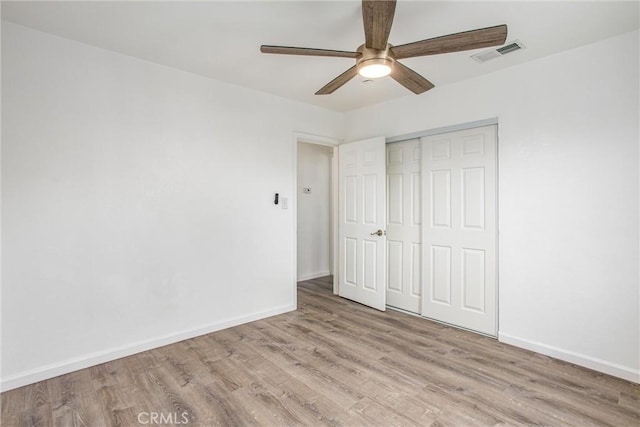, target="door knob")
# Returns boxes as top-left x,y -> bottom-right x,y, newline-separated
370,229 -> 385,236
